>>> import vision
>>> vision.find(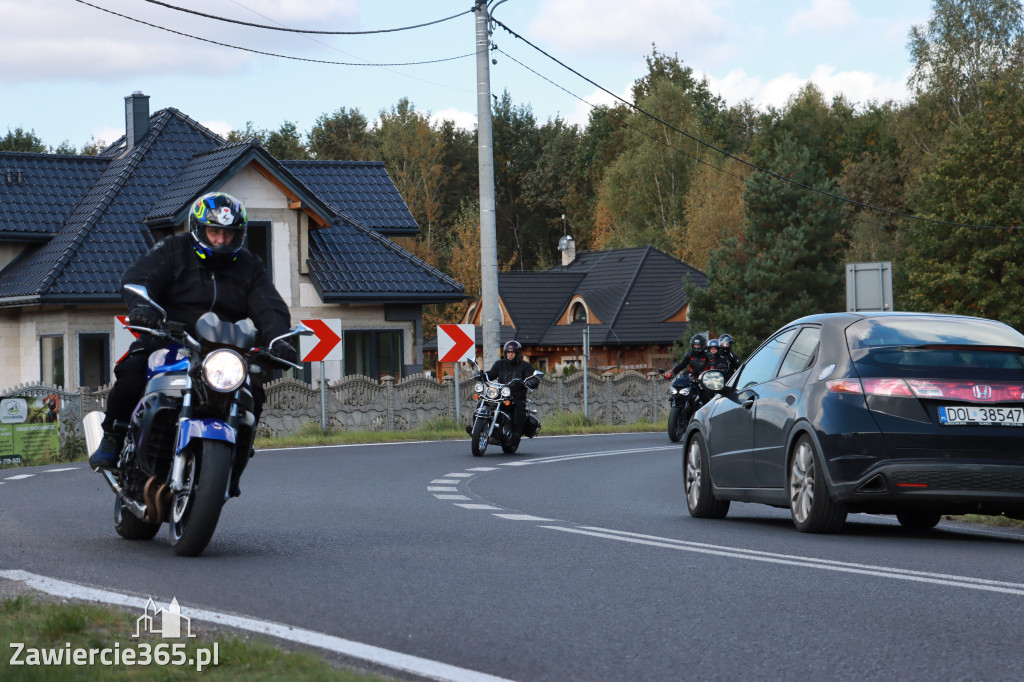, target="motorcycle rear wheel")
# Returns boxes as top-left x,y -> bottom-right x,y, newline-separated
114,492 -> 161,540
501,434 -> 521,454
169,440 -> 232,557
471,419 -> 488,457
